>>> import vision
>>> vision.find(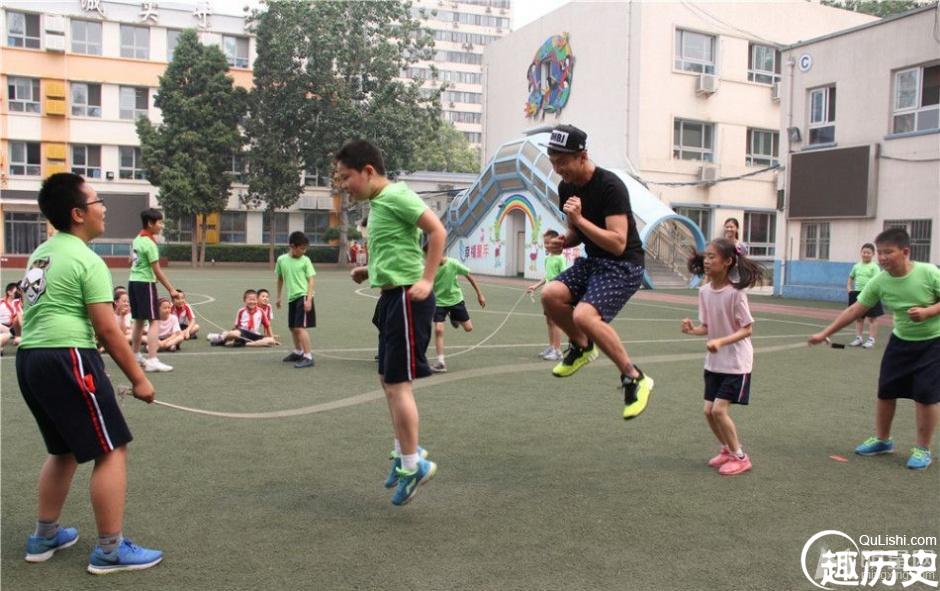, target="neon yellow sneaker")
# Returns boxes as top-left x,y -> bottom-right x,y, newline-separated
552,342 -> 598,377
622,369 -> 654,420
